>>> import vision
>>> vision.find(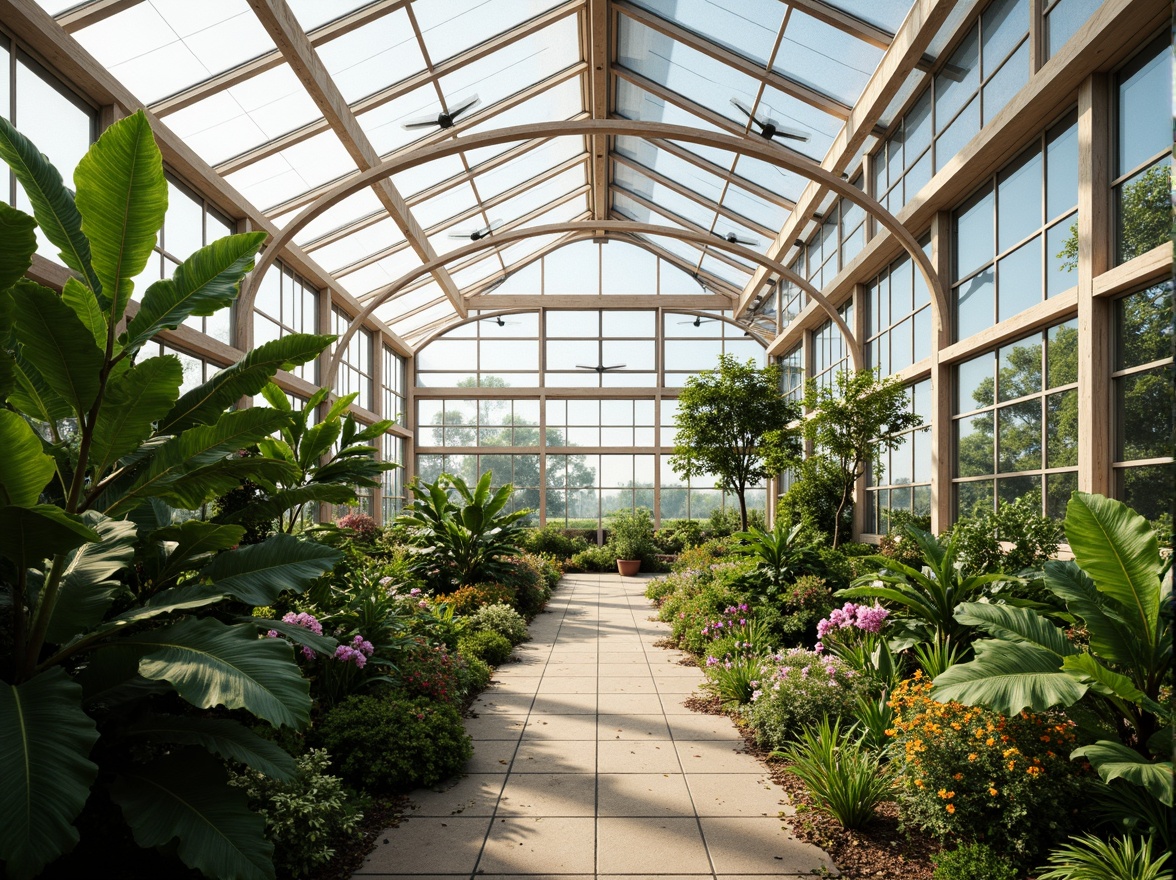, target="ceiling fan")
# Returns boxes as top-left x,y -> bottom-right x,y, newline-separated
448,219 -> 502,241
713,230 -> 759,246
575,364 -> 626,373
402,94 -> 481,131
483,315 -> 519,327
678,315 -> 717,327
730,98 -> 810,143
